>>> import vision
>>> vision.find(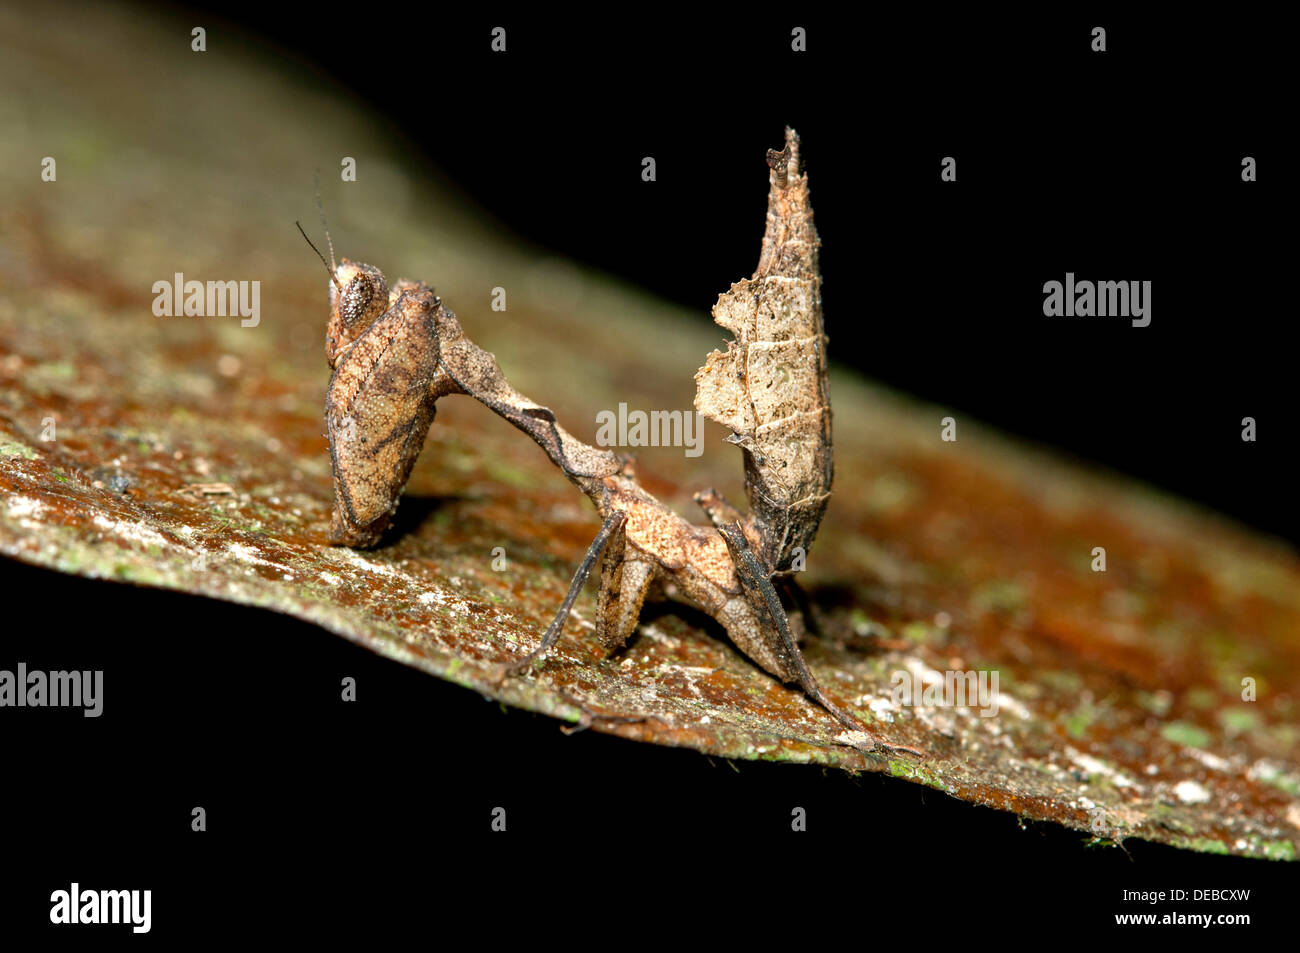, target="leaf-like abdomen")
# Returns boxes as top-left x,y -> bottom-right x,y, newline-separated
694,128 -> 832,568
